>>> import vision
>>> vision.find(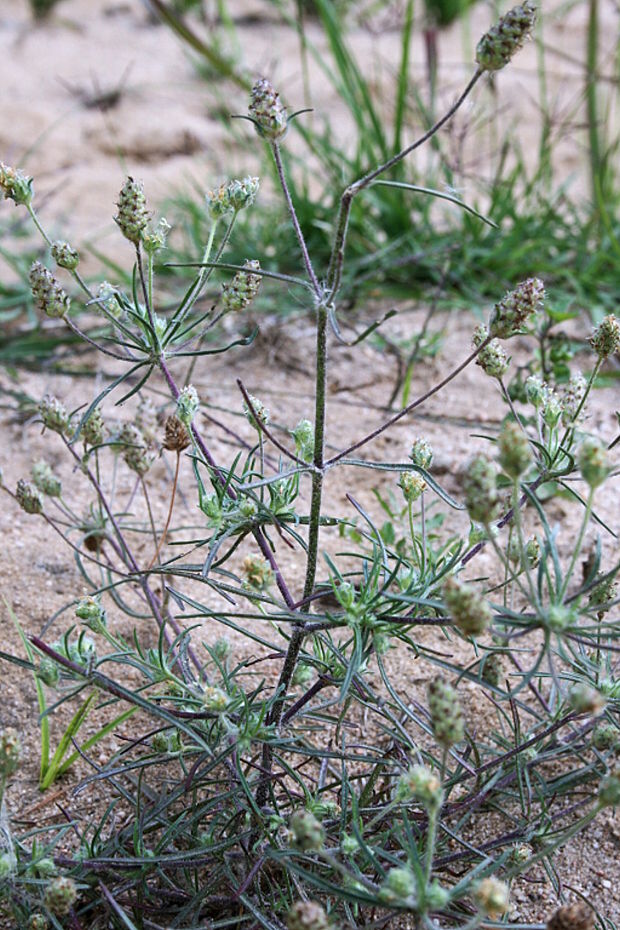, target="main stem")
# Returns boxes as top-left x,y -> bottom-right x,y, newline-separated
255,303 -> 328,810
